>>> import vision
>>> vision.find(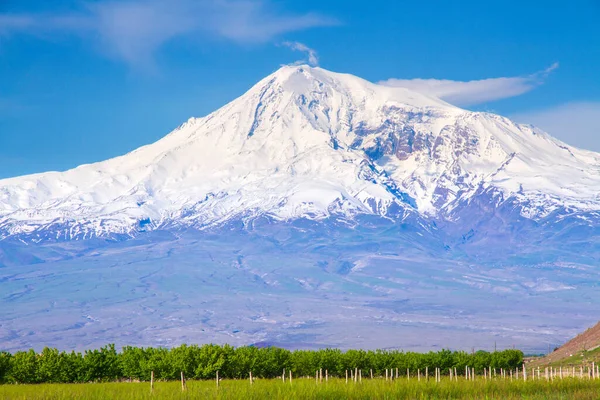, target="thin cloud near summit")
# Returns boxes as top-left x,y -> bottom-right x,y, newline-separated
379,63 -> 559,107
281,42 -> 319,66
